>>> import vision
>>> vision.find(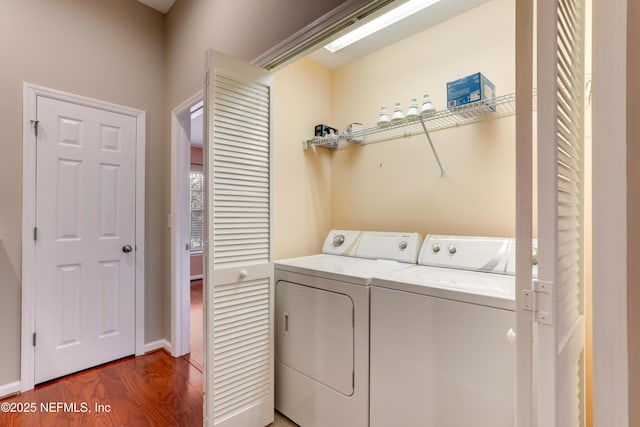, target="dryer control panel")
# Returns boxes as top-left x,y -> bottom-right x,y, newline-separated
322,230 -> 423,263
355,231 -> 423,264
322,230 -> 362,256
